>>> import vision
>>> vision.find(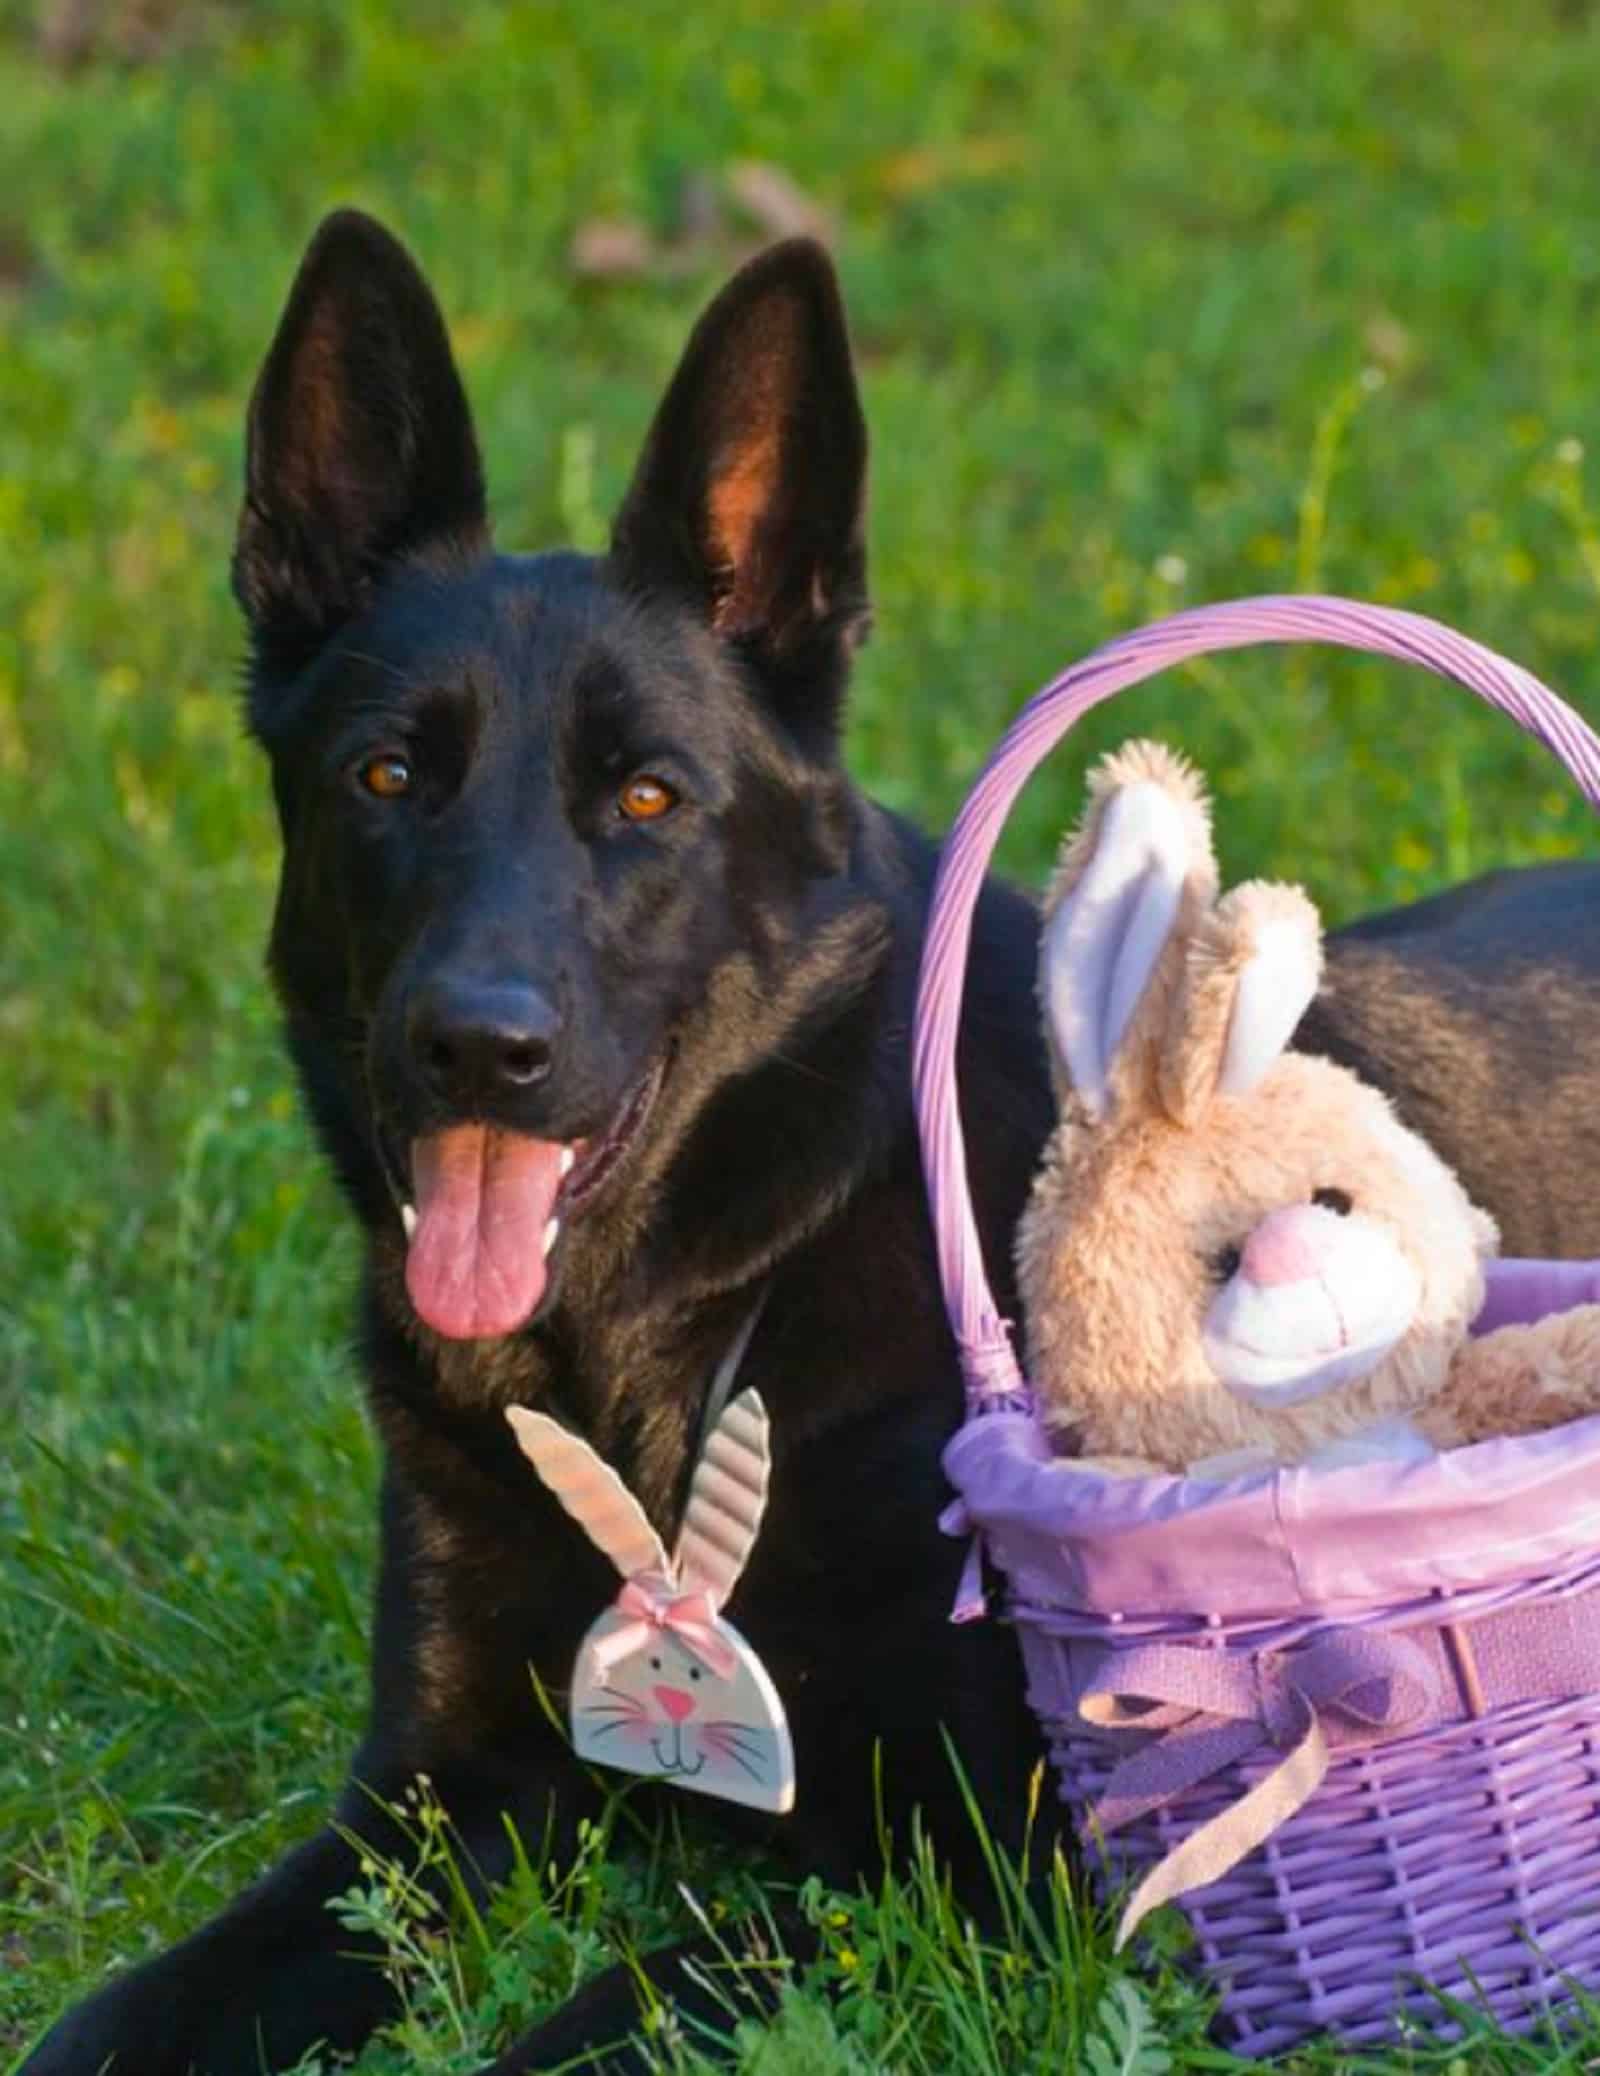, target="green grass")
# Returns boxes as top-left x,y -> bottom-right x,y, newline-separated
4,0 -> 1600,2066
